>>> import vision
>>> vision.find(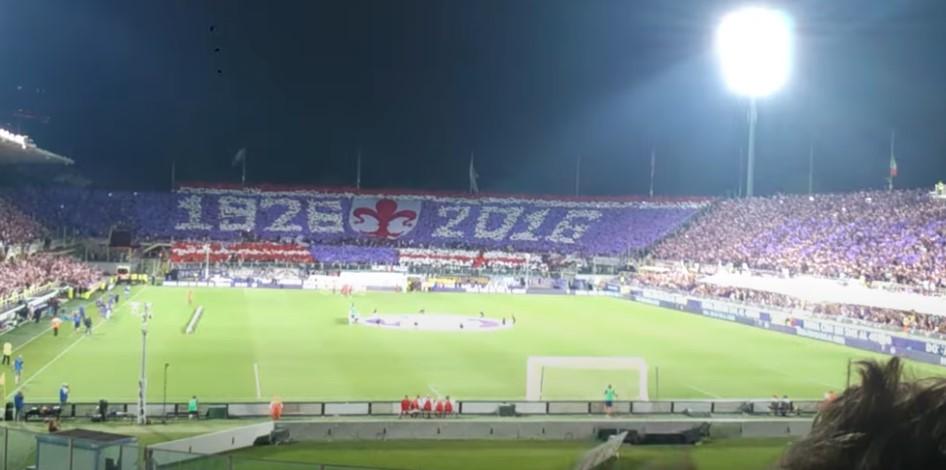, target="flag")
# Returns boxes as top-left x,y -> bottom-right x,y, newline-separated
232,148 -> 247,167
889,150 -> 898,178
469,154 -> 479,194
649,147 -> 656,197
